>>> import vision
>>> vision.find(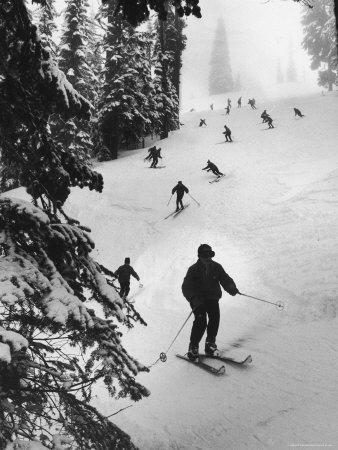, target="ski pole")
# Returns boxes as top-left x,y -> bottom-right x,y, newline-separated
188,193 -> 201,207
157,309 -> 195,363
239,292 -> 284,310
167,194 -> 173,206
